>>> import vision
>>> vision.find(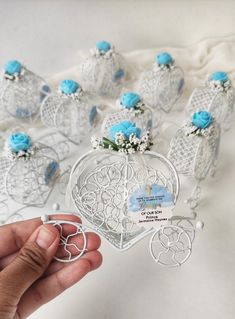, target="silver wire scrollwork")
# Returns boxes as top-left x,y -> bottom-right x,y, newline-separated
149,224 -> 193,267
101,107 -> 154,138
37,131 -> 70,162
70,149 -> 179,250
0,68 -> 49,121
167,122 -> 220,180
80,53 -> 127,98
42,218 -> 88,263
139,65 -> 184,112
186,86 -> 234,131
0,143 -> 60,206
41,93 -> 98,145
